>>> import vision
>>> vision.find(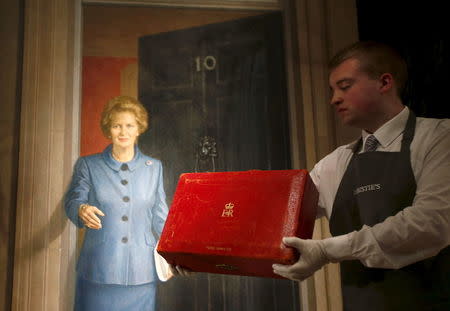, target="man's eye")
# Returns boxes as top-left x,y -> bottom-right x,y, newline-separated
340,85 -> 350,90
